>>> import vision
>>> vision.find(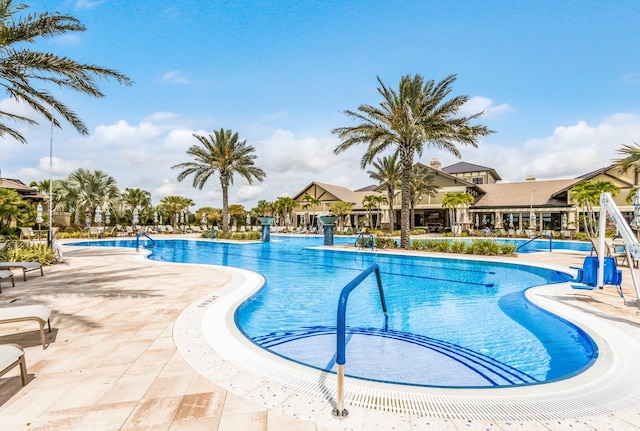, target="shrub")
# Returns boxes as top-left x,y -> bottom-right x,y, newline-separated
498,242 -> 518,255
0,240 -> 57,265
450,240 -> 467,254
410,228 -> 427,235
375,237 -> 397,249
